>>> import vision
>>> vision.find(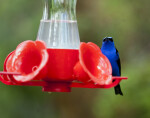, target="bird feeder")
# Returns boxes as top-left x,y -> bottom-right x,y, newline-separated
0,0 -> 127,92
